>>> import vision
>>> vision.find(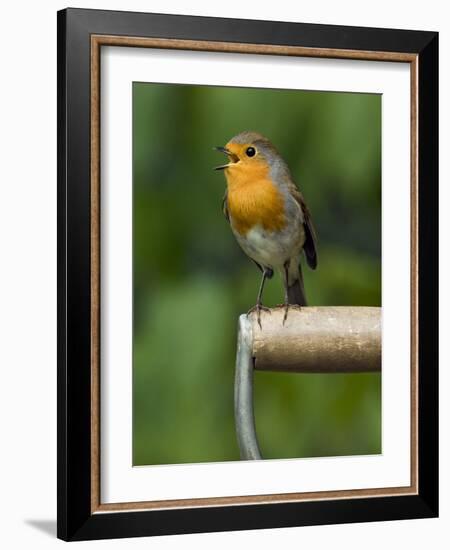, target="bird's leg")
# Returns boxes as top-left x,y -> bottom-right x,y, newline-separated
247,268 -> 272,329
282,261 -> 290,325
